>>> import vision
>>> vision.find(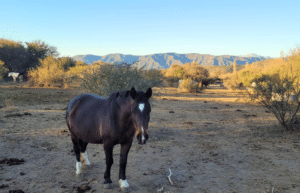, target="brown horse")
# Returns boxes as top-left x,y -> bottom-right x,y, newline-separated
66,87 -> 152,192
